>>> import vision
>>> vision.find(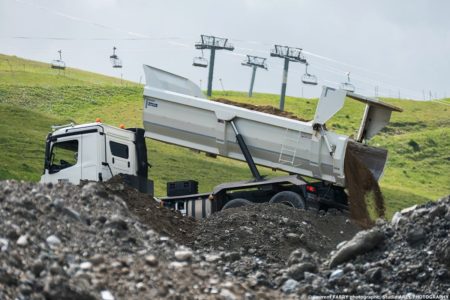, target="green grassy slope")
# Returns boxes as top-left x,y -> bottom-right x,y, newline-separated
0,54 -> 448,218
0,104 -> 71,180
0,54 -> 137,86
